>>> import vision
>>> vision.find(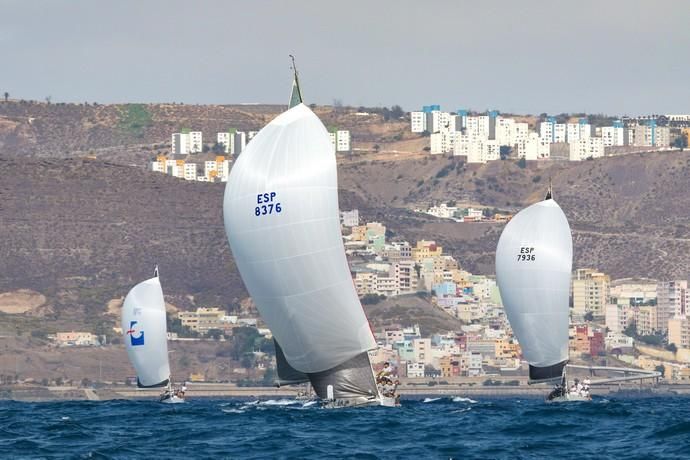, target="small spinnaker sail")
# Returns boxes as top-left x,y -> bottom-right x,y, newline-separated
495,198 -> 572,383
122,276 -> 170,388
